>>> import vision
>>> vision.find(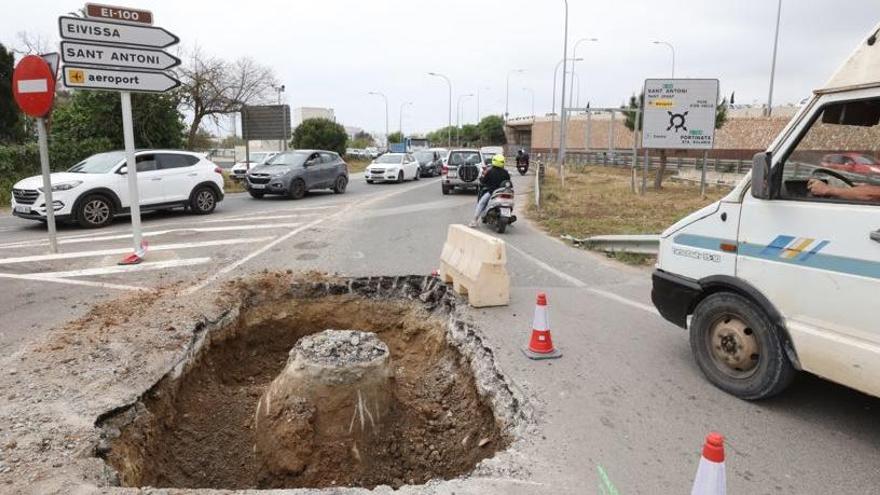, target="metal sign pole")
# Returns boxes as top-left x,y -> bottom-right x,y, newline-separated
630,109 -> 640,194
120,91 -> 143,254
36,118 -> 57,253
700,150 -> 708,197
642,148 -> 649,195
